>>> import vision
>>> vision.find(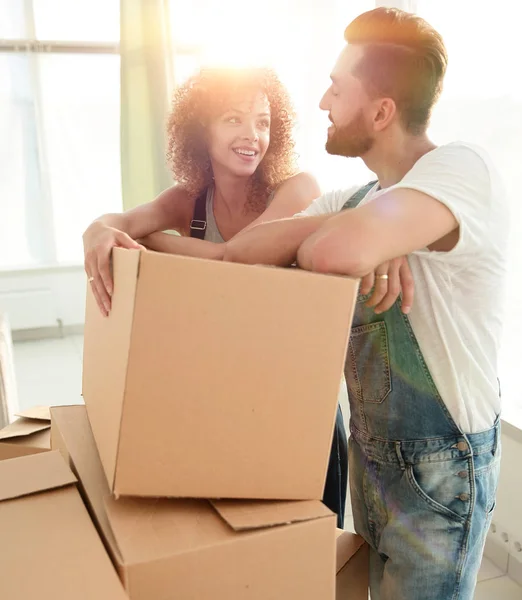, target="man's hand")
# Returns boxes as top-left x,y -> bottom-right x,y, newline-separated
360,257 -> 414,315
83,222 -> 144,316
